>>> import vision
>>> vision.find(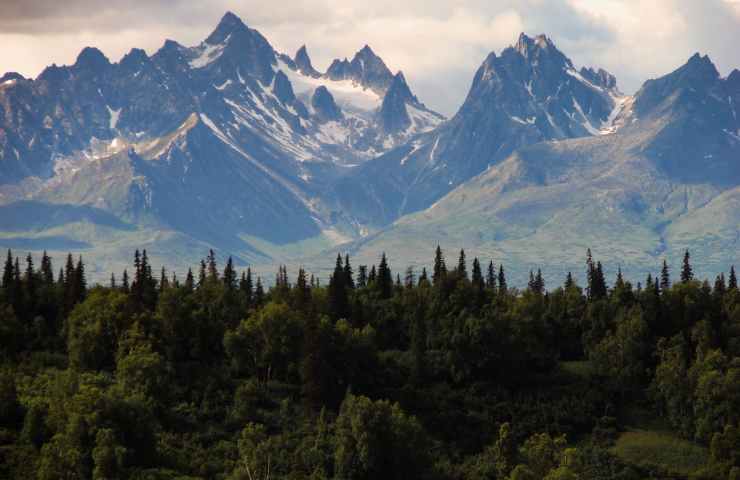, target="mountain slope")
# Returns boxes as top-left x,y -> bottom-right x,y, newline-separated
343,54 -> 740,284
0,12 -> 443,273
334,33 -> 625,227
